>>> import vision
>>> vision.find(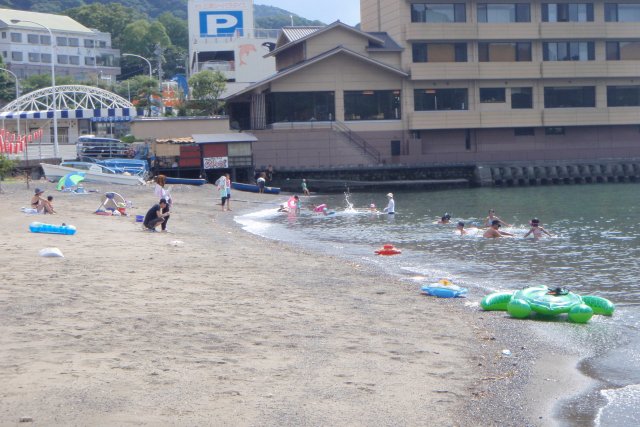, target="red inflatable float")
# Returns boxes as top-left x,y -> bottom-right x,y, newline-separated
375,244 -> 402,255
